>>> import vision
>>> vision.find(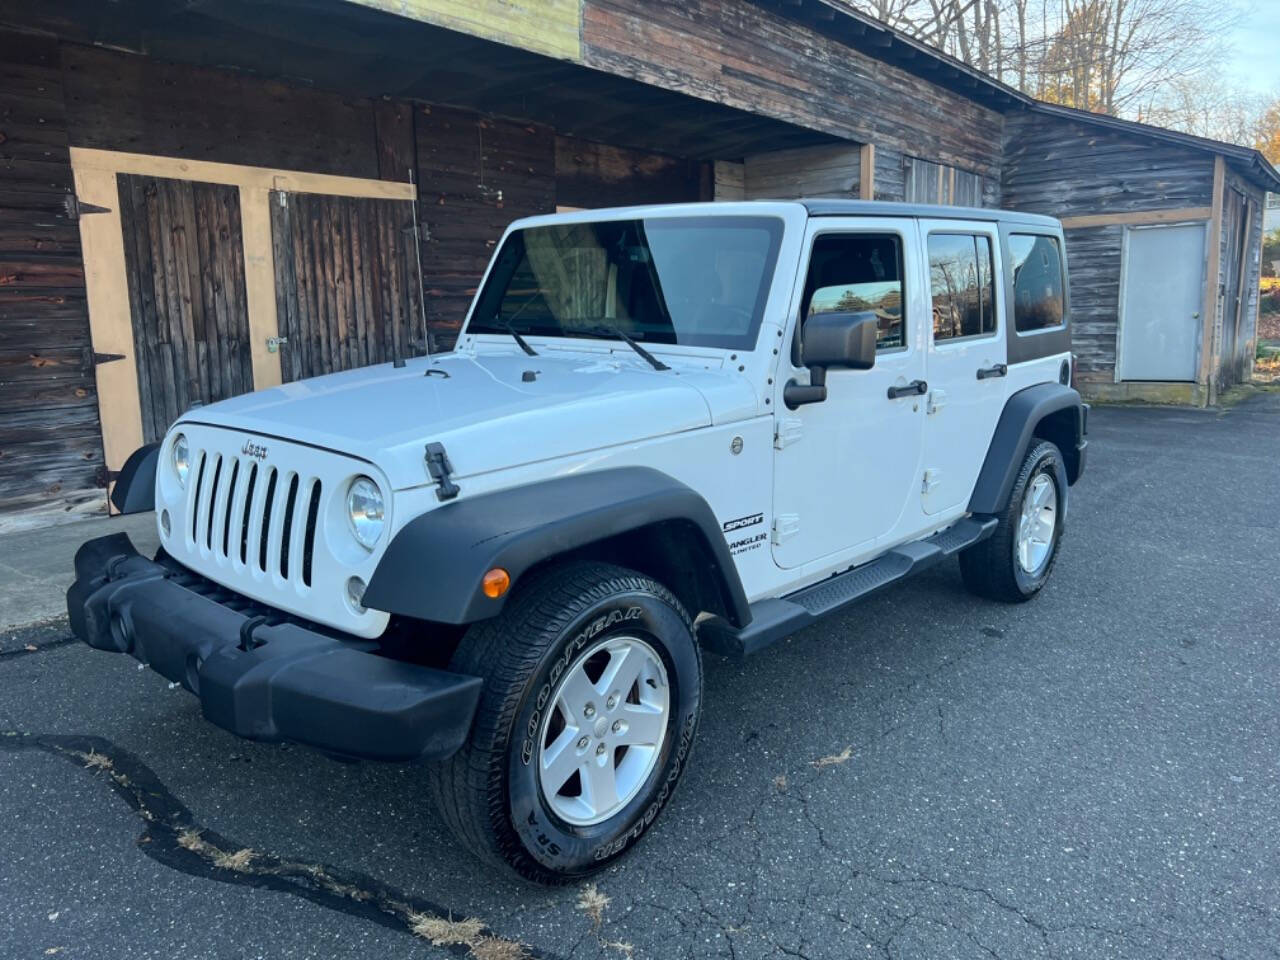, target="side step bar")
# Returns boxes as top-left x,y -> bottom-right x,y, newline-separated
699,516 -> 997,659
